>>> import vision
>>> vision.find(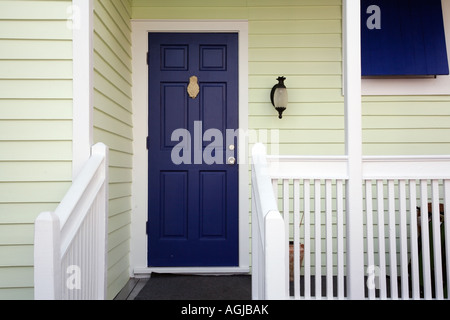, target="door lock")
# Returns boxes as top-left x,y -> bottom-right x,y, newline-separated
227,157 -> 236,165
